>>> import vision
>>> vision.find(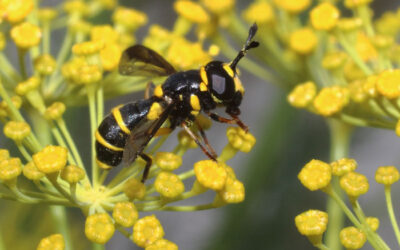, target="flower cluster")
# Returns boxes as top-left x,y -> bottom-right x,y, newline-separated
0,0 -> 257,248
